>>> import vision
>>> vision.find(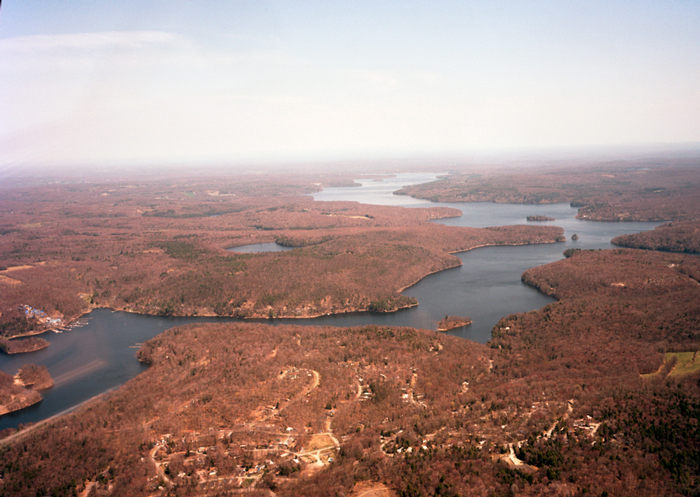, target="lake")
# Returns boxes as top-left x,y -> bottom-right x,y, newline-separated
229,242 -> 295,253
0,173 -> 662,429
